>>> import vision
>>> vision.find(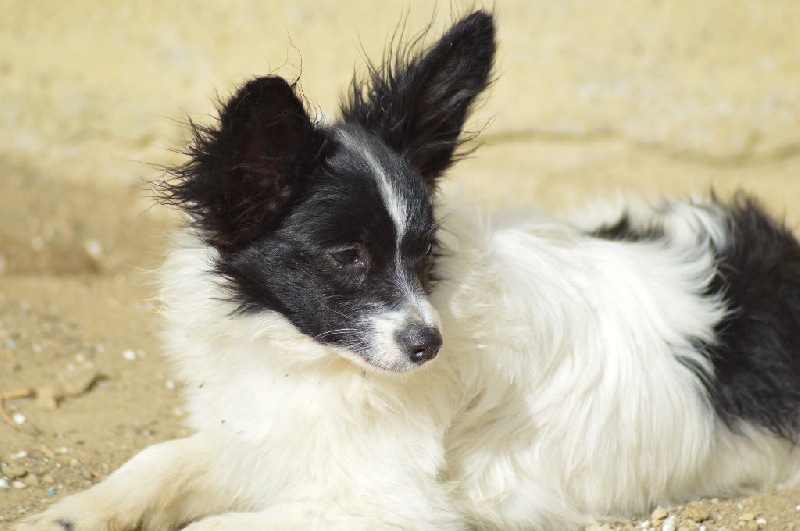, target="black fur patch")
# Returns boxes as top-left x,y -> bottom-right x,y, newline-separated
588,213 -> 665,242
702,195 -> 800,440
589,196 -> 800,440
